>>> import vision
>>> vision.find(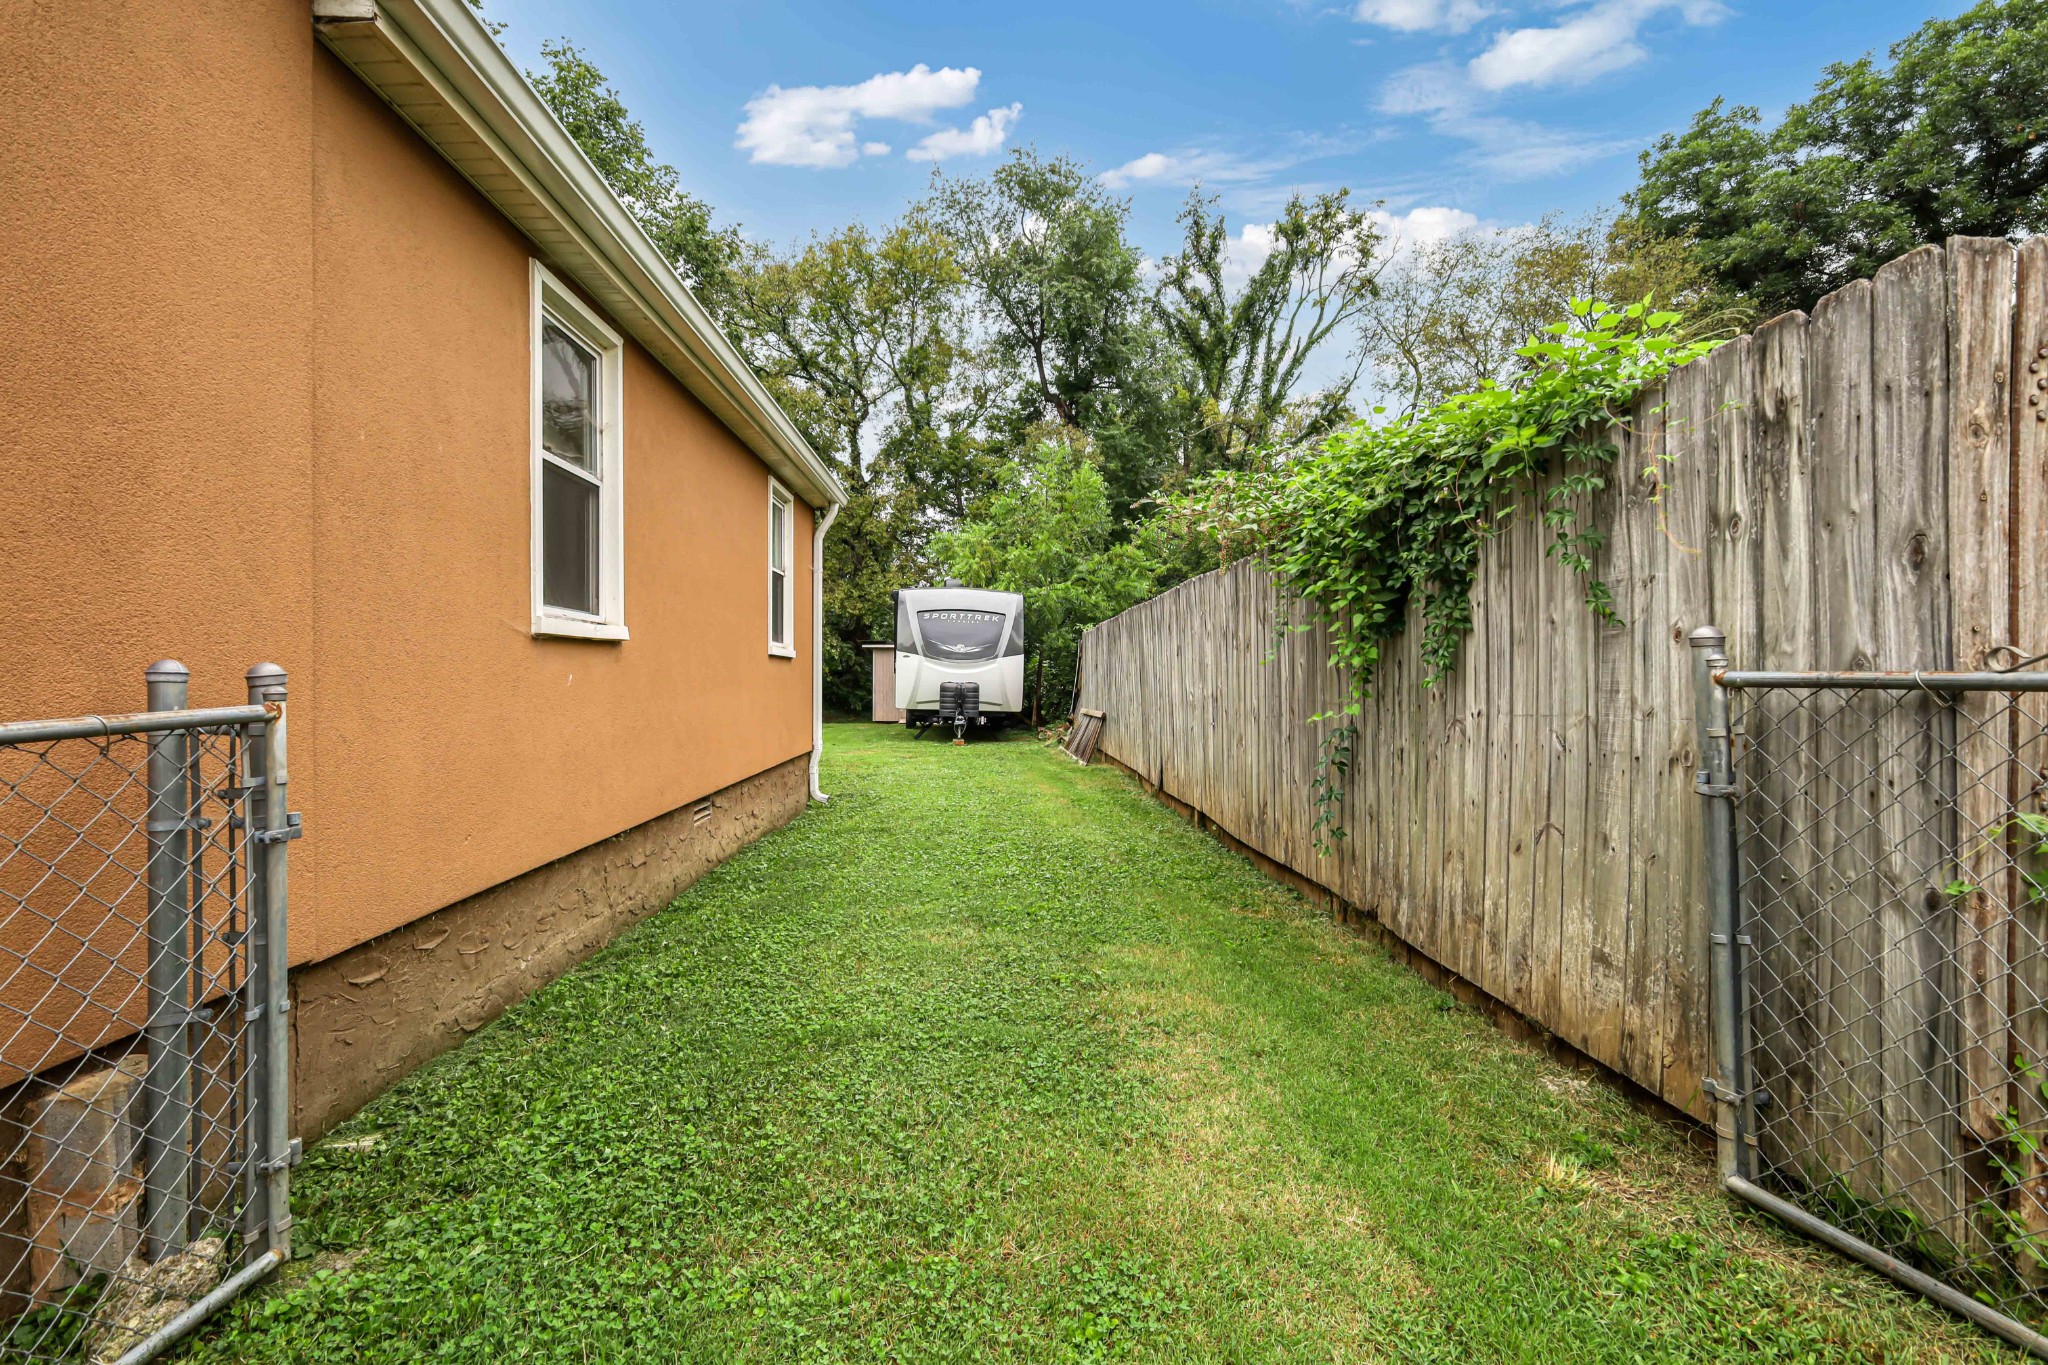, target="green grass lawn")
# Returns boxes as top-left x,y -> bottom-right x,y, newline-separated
188,723 -> 2010,1362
